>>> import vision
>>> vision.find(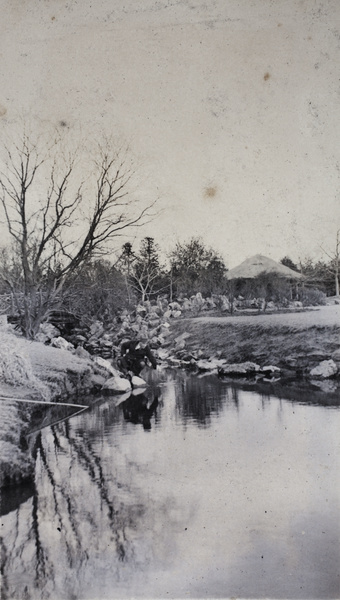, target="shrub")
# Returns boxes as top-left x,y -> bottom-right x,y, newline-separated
300,288 -> 327,307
